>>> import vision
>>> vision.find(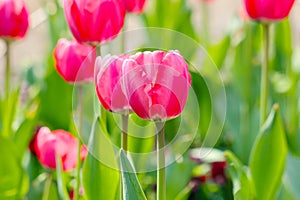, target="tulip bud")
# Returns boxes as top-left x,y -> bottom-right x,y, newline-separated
32,127 -> 87,171
244,0 -> 295,21
0,0 -> 29,39
54,39 -> 96,83
95,54 -> 132,113
63,0 -> 126,44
